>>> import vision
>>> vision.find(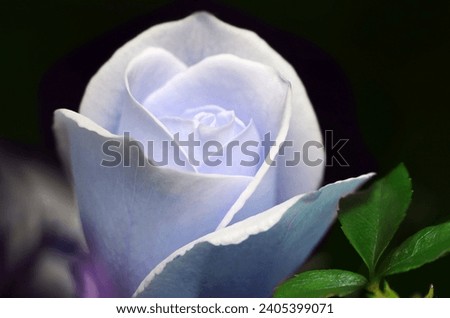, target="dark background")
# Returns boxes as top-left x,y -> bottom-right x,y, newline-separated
1,0 -> 449,297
